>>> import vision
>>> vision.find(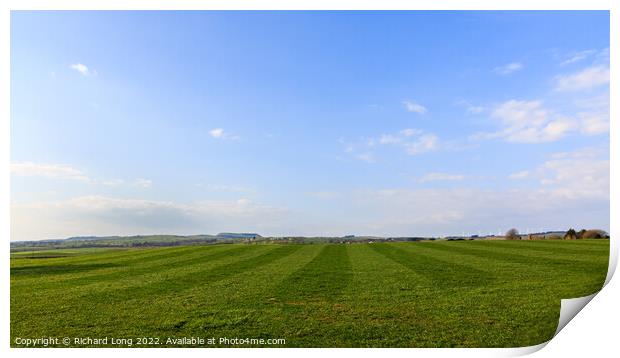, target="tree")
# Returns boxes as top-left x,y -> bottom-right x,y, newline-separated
564,228 -> 577,240
505,228 -> 520,240
581,229 -> 608,239
577,229 -> 587,239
